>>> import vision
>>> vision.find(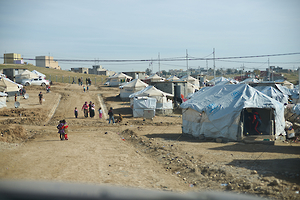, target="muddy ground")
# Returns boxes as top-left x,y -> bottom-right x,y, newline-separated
0,83 -> 299,199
